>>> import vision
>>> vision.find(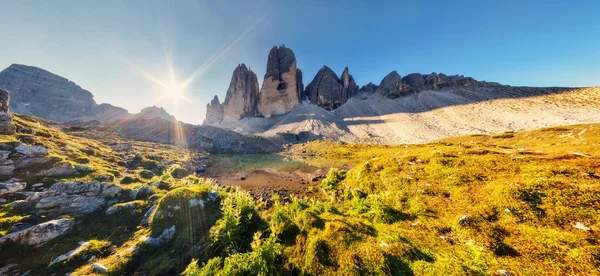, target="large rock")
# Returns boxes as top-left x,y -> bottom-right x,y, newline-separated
33,181 -> 123,216
35,162 -> 79,177
304,66 -> 359,110
0,64 -> 129,122
204,96 -> 224,124
0,88 -> 9,113
221,64 -> 260,122
257,45 -> 302,118
0,89 -> 16,135
0,178 -> 26,196
0,218 -> 73,247
14,143 -> 48,157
